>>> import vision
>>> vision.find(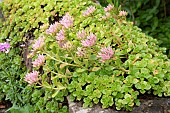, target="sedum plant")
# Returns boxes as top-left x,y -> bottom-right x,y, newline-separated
0,0 -> 170,112
26,0 -> 170,111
